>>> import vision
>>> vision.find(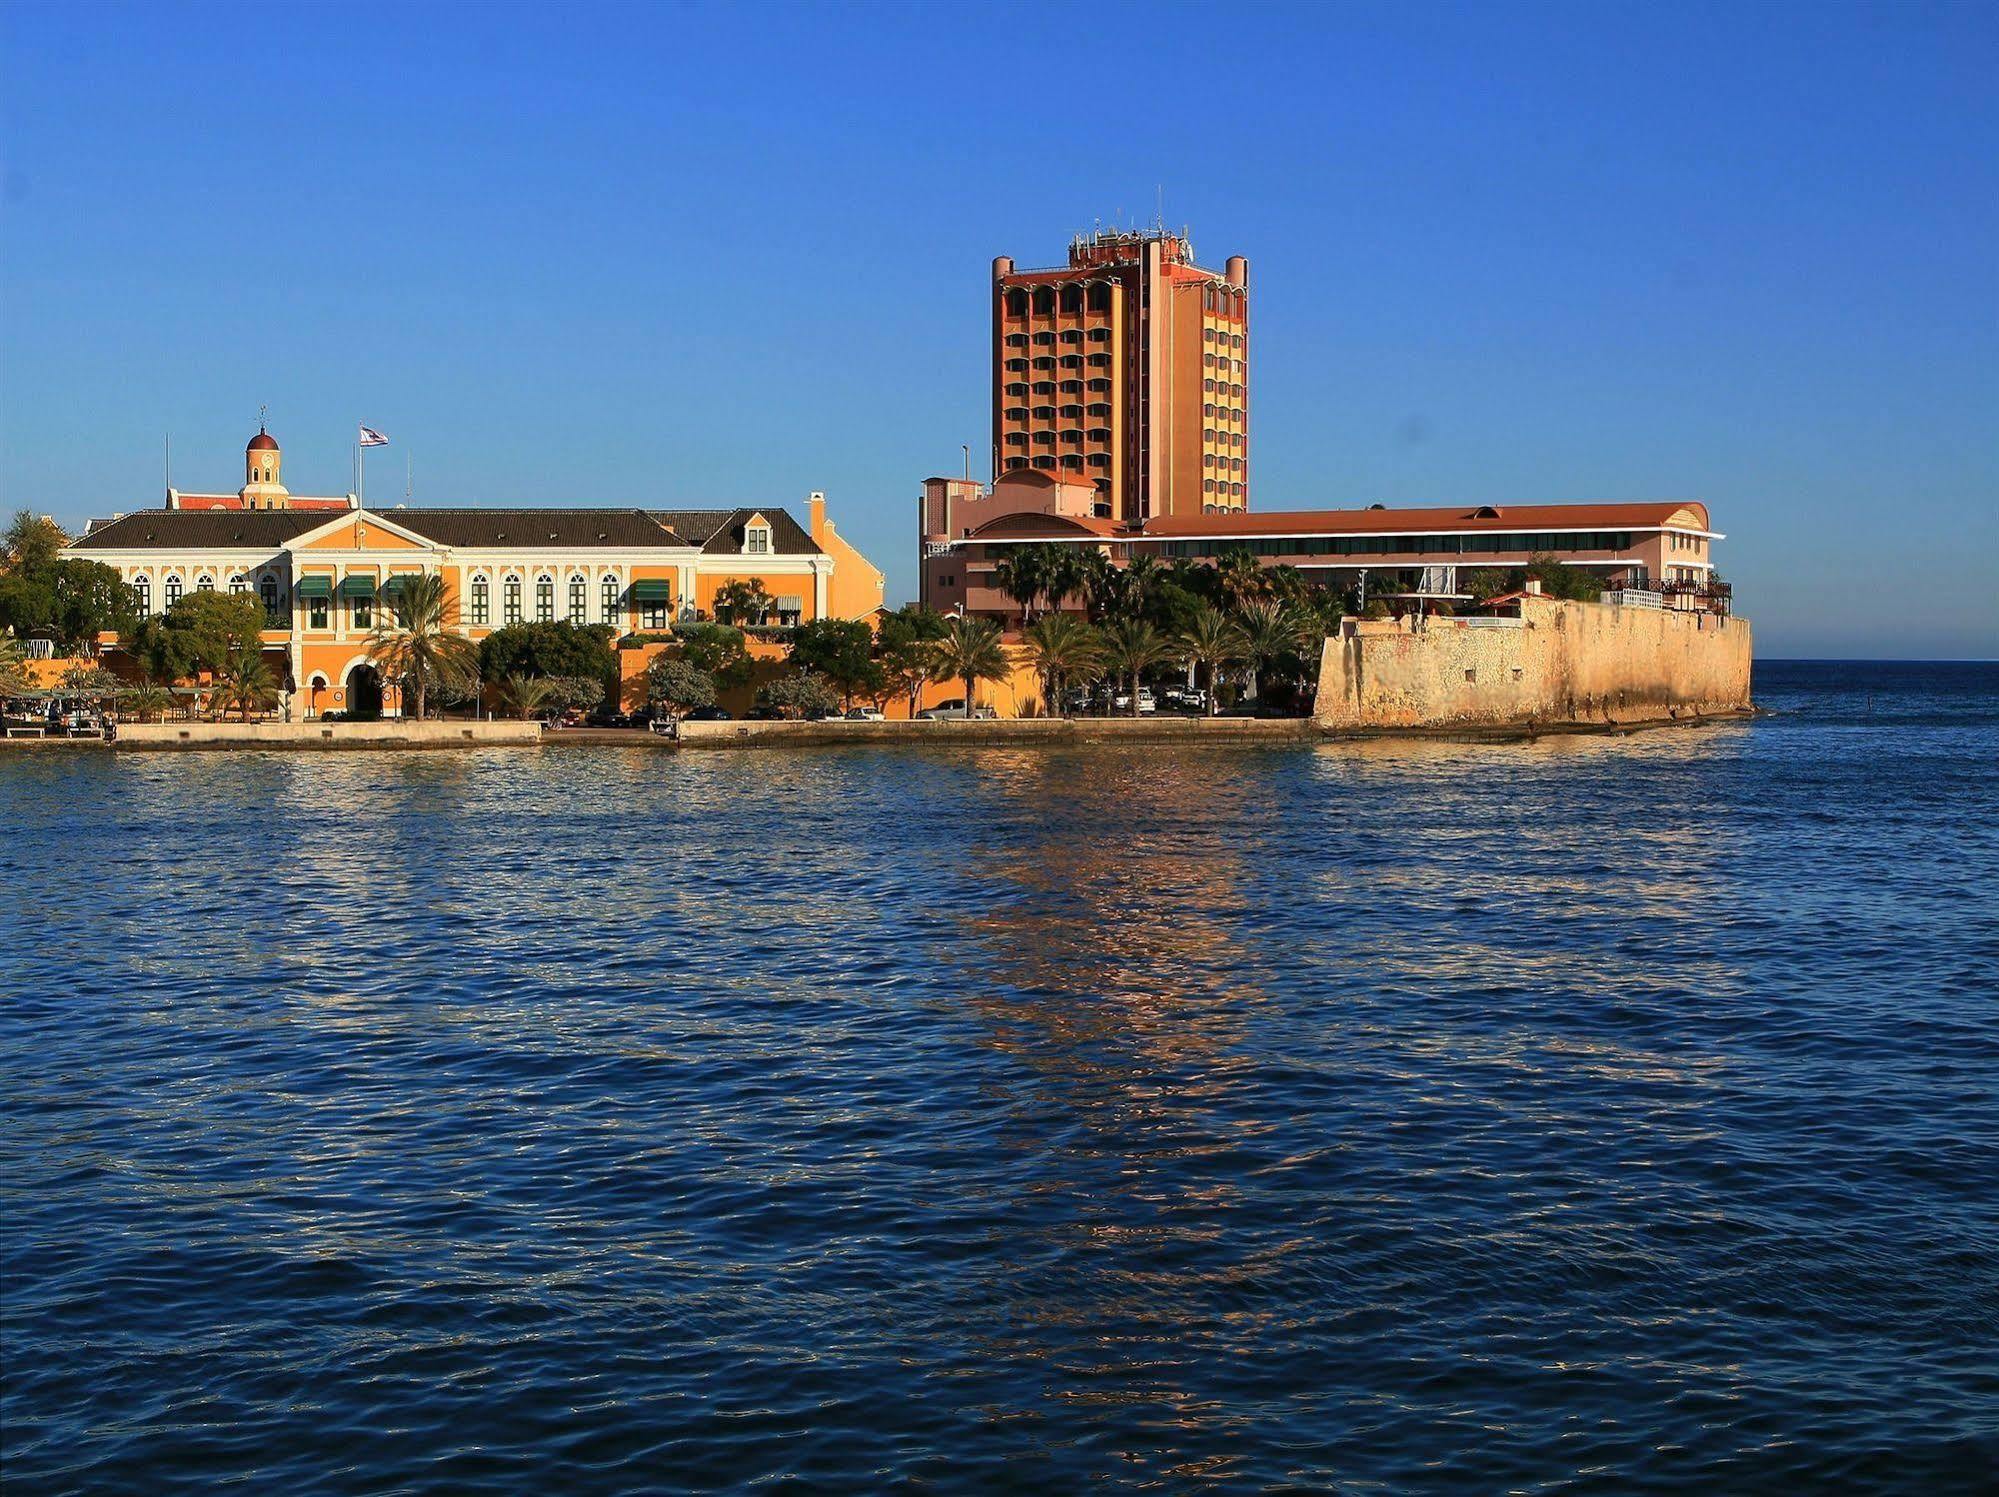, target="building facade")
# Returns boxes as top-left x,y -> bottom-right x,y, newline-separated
66,428 -> 885,717
992,228 -> 1249,524
920,495 -> 1727,619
